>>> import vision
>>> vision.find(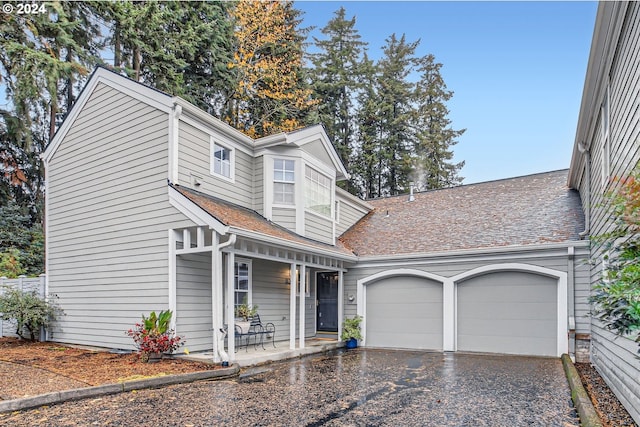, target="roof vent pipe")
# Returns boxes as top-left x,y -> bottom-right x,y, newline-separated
409,182 -> 415,202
